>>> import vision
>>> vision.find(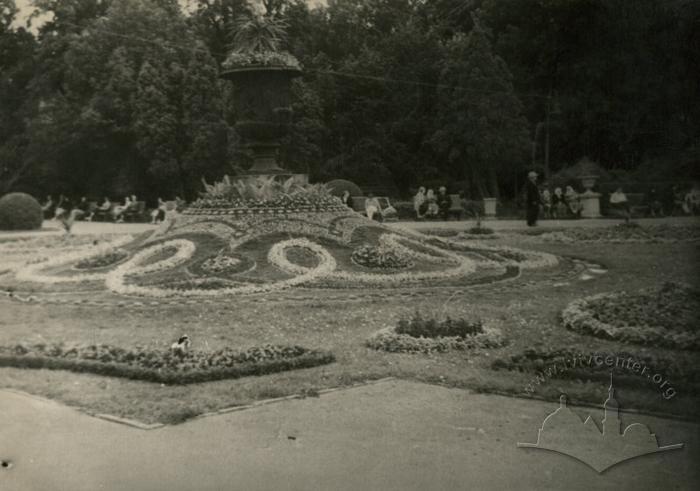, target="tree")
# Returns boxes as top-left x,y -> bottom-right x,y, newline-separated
431,17 -> 529,198
20,0 -> 232,199
0,0 -> 37,194
189,0 -> 252,64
